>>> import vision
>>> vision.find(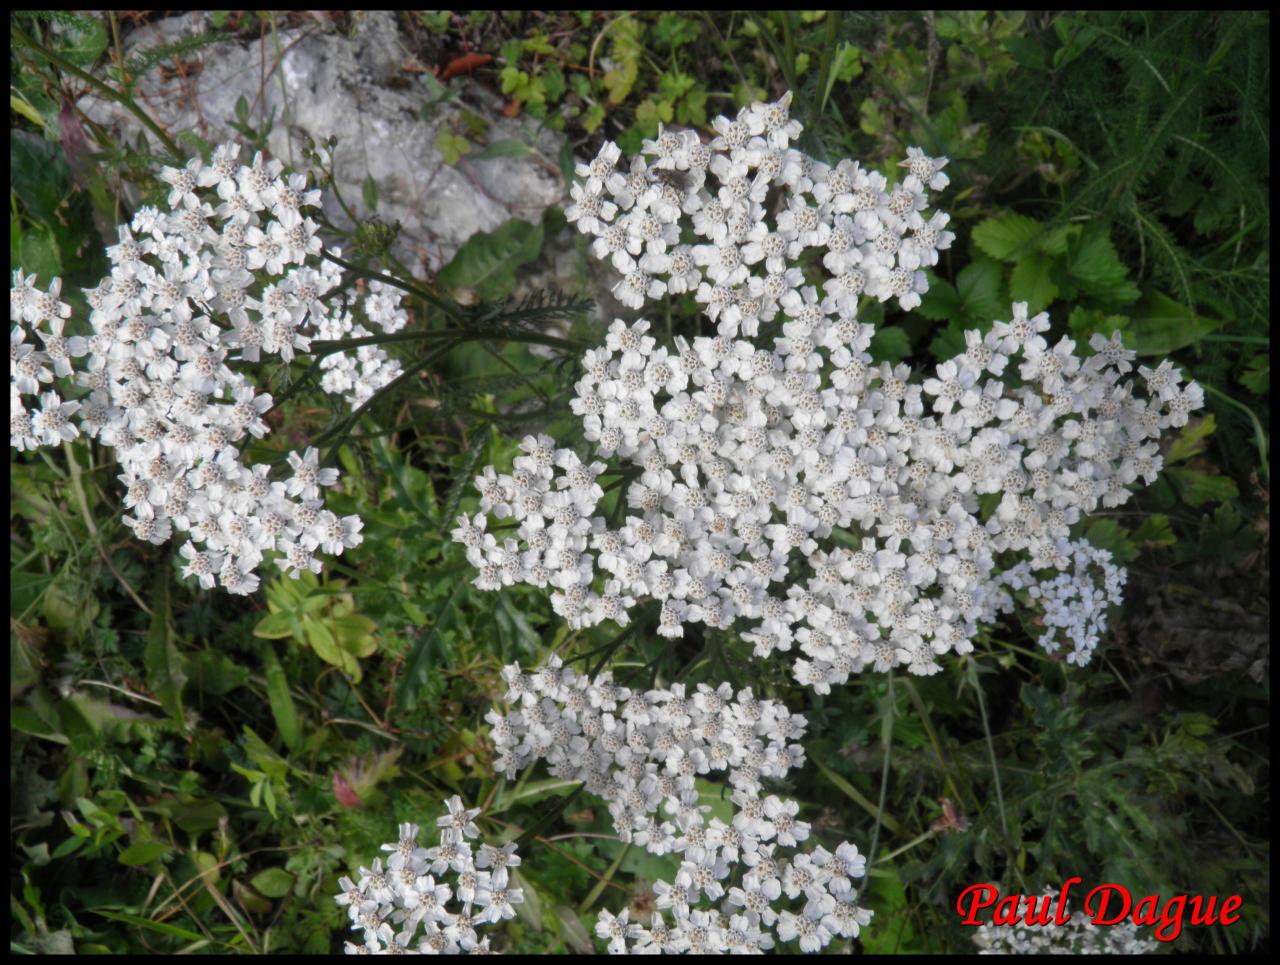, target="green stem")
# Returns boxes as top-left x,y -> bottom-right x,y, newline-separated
313,339 -> 462,460
319,251 -> 460,319
877,828 -> 936,865
314,326 -> 583,355
1200,334 -> 1269,345
814,11 -> 842,117
12,21 -> 182,161
512,783 -> 585,850
577,842 -> 631,914
1201,383 -> 1269,481
866,672 -> 897,883
588,622 -> 639,678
